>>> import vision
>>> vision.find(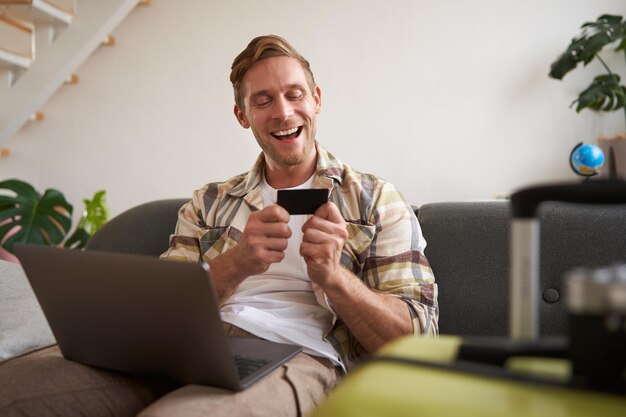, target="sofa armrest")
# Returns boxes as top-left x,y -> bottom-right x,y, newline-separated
0,260 -> 55,362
